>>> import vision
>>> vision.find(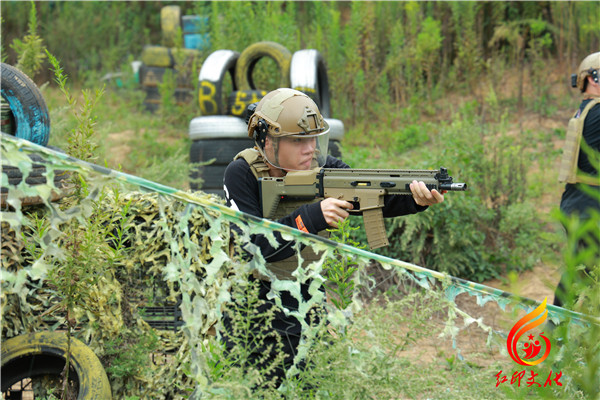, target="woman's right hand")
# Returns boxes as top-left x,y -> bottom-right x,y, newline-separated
320,198 -> 353,227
